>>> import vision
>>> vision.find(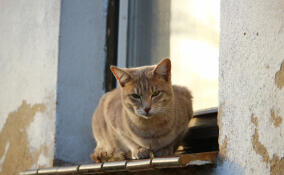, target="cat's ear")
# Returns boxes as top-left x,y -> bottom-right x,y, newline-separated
154,58 -> 171,81
110,66 -> 131,87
